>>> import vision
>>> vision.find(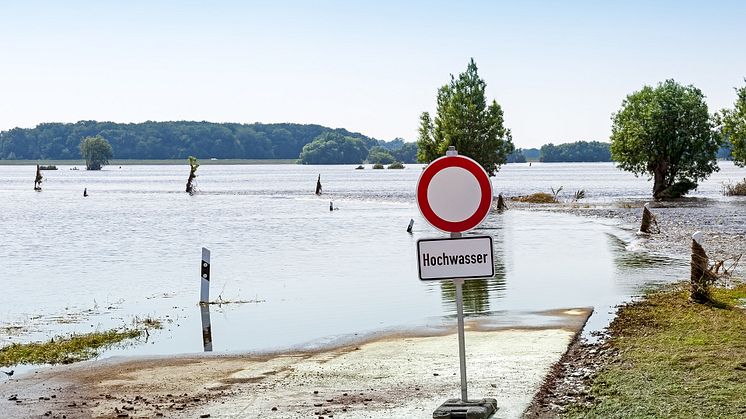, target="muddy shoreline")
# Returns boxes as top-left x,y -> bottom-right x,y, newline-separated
522,198 -> 746,417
